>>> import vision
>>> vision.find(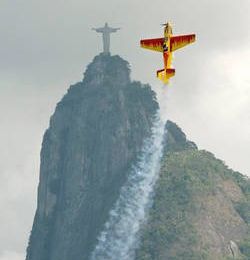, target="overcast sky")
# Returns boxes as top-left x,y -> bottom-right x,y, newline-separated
0,1 -> 250,259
